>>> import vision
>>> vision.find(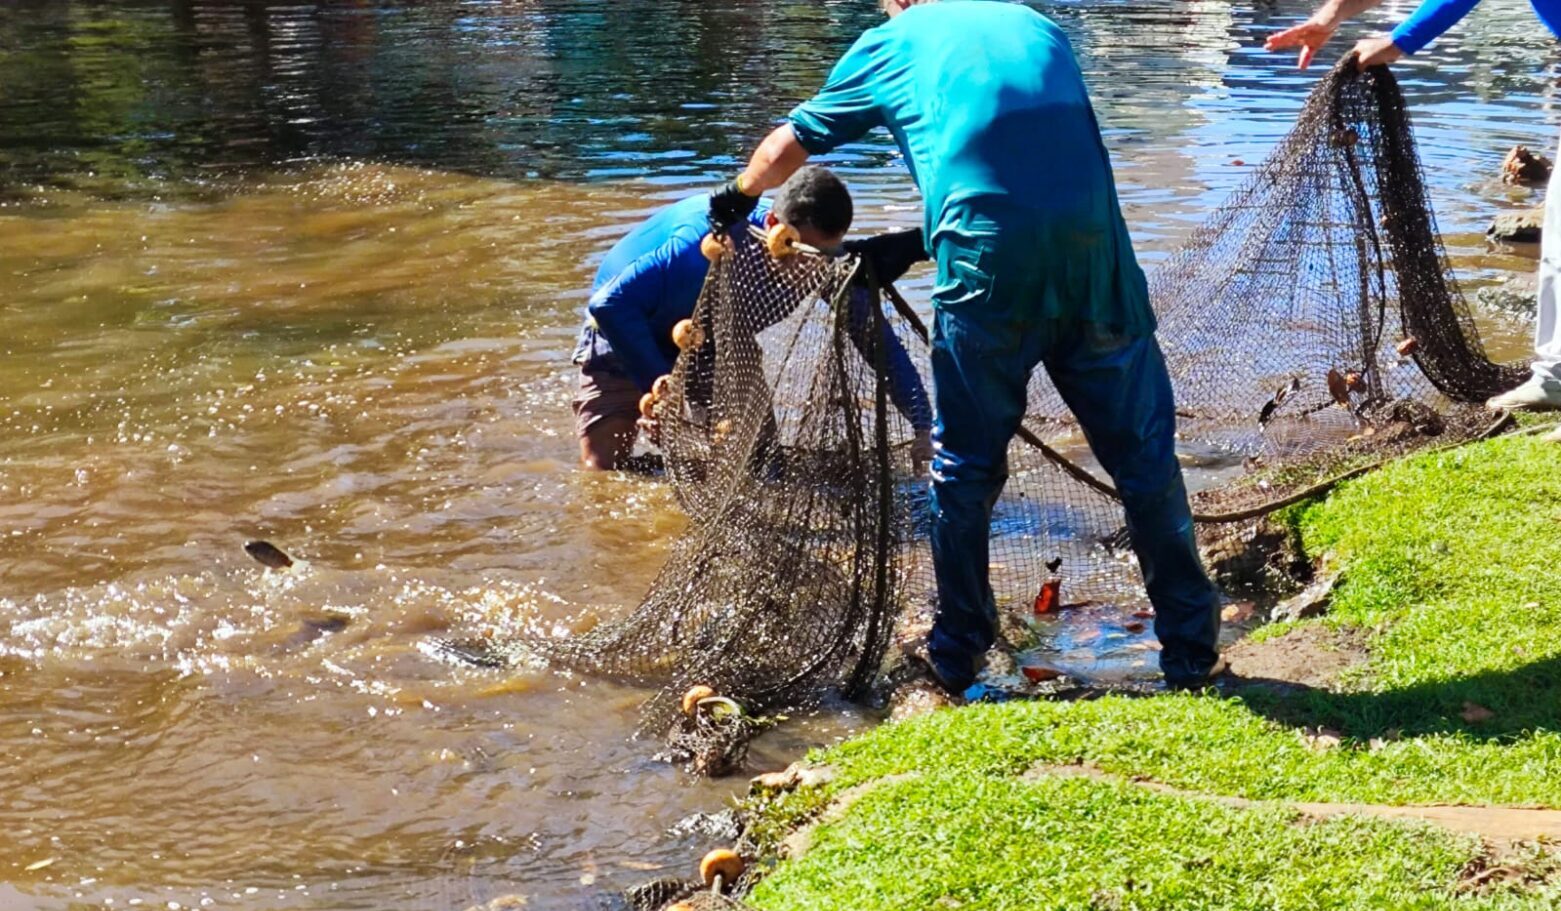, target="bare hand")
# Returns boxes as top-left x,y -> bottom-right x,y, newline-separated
1264,16 -> 1339,69
1351,35 -> 1403,69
